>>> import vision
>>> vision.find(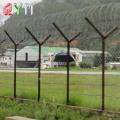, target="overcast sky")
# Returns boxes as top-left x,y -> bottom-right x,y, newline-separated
1,0 -> 42,6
